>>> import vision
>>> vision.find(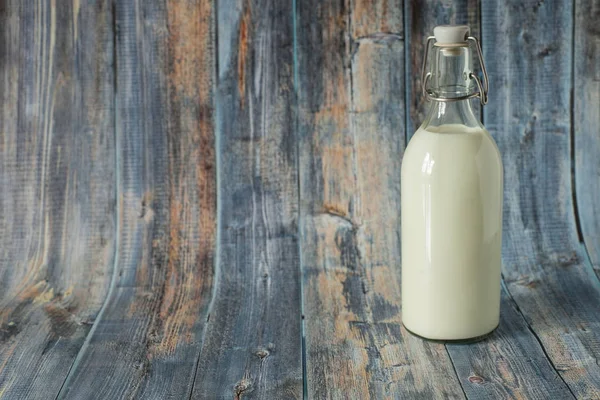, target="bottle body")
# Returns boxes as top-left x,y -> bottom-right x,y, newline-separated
401,121 -> 503,341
